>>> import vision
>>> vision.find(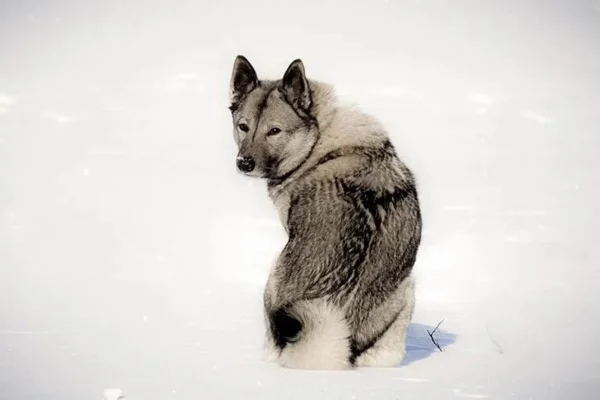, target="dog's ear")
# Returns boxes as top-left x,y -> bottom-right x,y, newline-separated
281,59 -> 311,111
229,55 -> 258,106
